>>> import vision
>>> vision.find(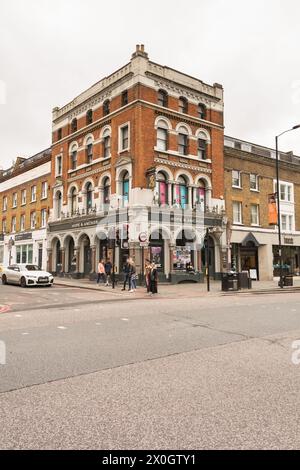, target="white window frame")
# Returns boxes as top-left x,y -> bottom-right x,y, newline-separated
20,214 -> 25,232
21,190 -> 26,206
11,216 -> 16,233
233,201 -> 243,224
12,192 -> 17,208
250,174 -> 259,191
250,204 -> 260,226
118,122 -> 130,153
232,170 -> 242,188
30,212 -> 36,229
55,155 -> 63,177
31,185 -> 37,202
41,209 -> 47,228
3,196 -> 7,211
41,182 -> 48,200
